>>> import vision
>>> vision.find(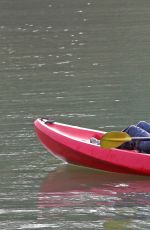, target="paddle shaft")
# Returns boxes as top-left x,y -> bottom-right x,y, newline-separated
132,136 -> 150,141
